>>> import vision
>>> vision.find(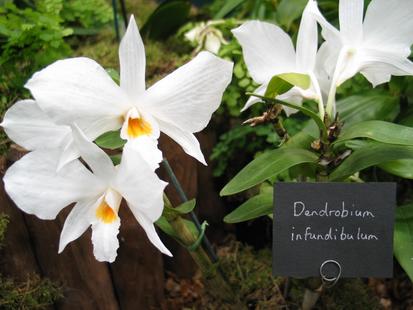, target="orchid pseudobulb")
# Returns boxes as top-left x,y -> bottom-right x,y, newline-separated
25,15 -> 234,166
4,125 -> 171,262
